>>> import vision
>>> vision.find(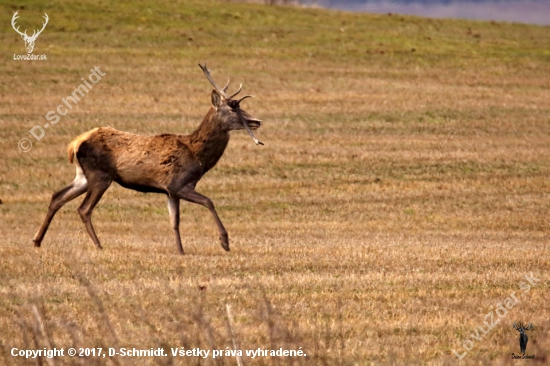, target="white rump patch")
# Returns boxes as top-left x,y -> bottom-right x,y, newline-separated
74,165 -> 88,189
